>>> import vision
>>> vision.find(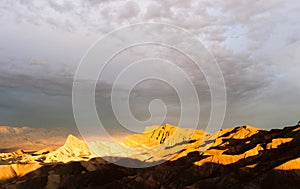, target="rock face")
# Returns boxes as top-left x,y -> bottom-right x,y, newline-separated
2,123 -> 300,188
123,124 -> 198,147
0,135 -> 96,182
43,135 -> 96,163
